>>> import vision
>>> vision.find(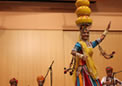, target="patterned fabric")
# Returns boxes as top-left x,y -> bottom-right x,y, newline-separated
72,39 -> 102,86
76,65 -> 102,86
